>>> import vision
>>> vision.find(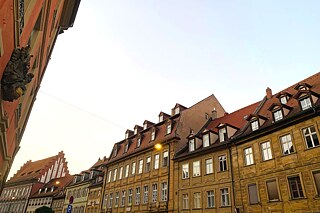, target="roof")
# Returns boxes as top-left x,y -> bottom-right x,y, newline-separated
240,72 -> 320,138
7,151 -> 67,184
107,95 -> 226,165
175,101 -> 260,159
29,175 -> 73,199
